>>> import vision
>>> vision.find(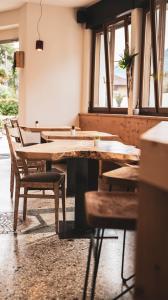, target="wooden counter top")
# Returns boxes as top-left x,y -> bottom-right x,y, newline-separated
140,121 -> 168,191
